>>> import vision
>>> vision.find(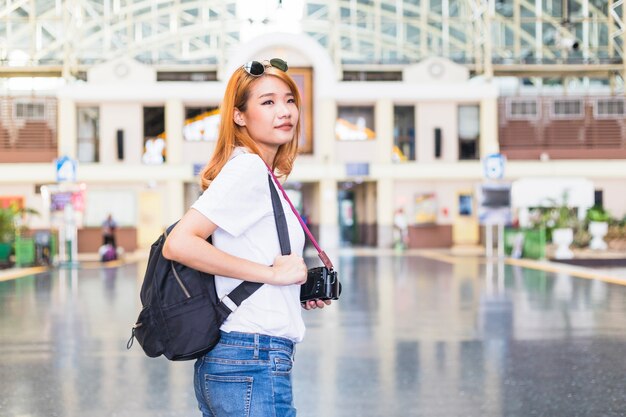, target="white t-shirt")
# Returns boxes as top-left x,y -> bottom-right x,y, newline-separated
191,148 -> 306,342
